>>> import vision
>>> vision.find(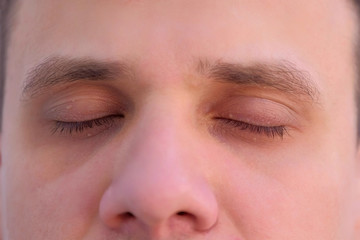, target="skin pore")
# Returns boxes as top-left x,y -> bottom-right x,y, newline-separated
1,0 -> 360,239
